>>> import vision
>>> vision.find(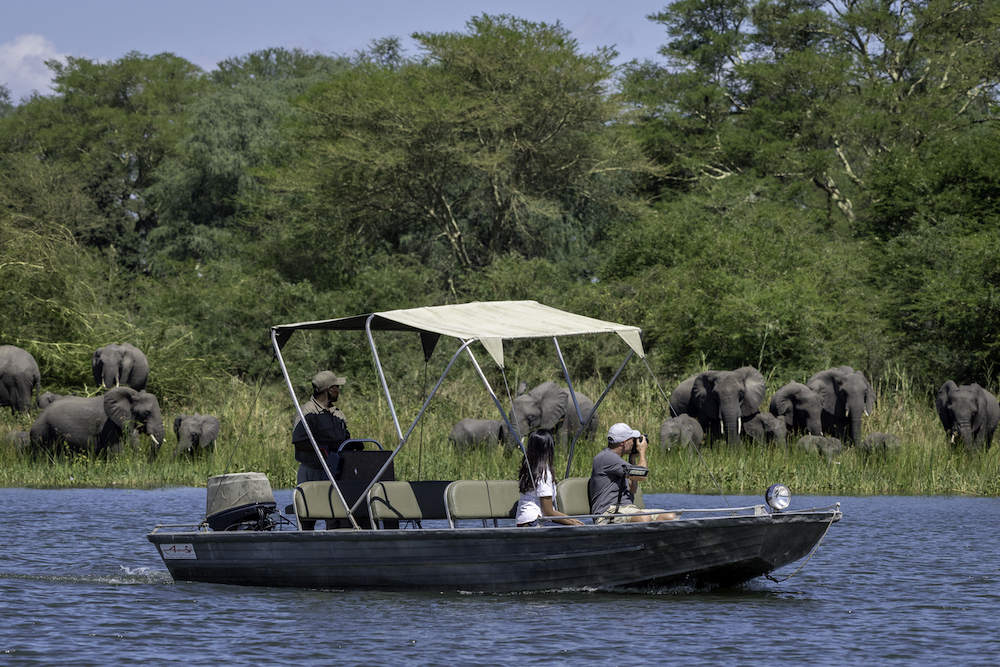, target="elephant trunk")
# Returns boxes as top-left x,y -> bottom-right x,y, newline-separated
720,408 -> 742,446
956,423 -> 977,452
845,400 -> 868,444
146,418 -> 165,454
